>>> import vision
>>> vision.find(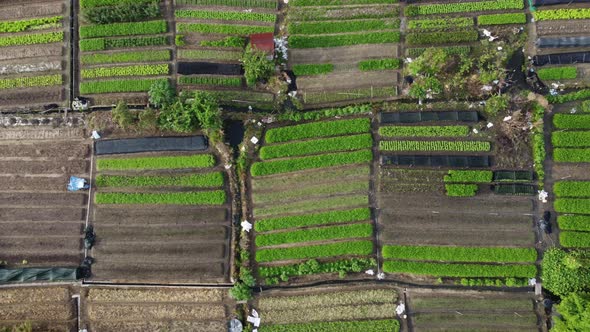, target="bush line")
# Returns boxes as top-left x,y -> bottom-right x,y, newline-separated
97,154 -> 215,170
256,240 -> 373,262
